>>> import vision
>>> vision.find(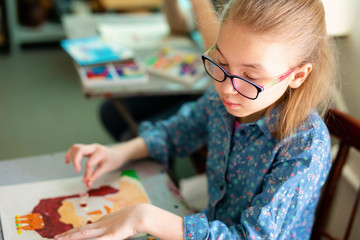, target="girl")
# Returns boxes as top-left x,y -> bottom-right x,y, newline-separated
55,0 -> 335,239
